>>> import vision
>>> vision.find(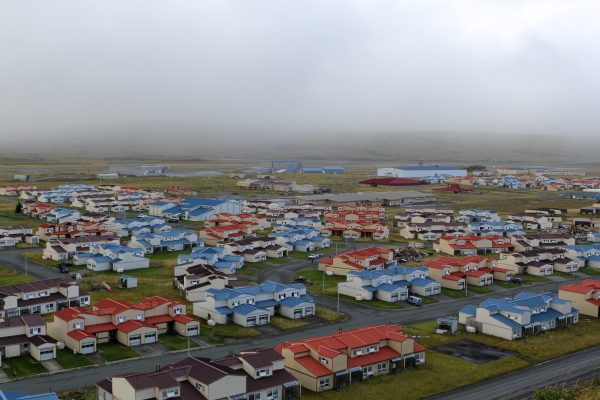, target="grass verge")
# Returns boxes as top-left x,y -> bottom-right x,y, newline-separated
159,333 -> 199,351
97,343 -> 139,362
270,316 -> 310,331
1,356 -> 48,378
56,349 -> 94,369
